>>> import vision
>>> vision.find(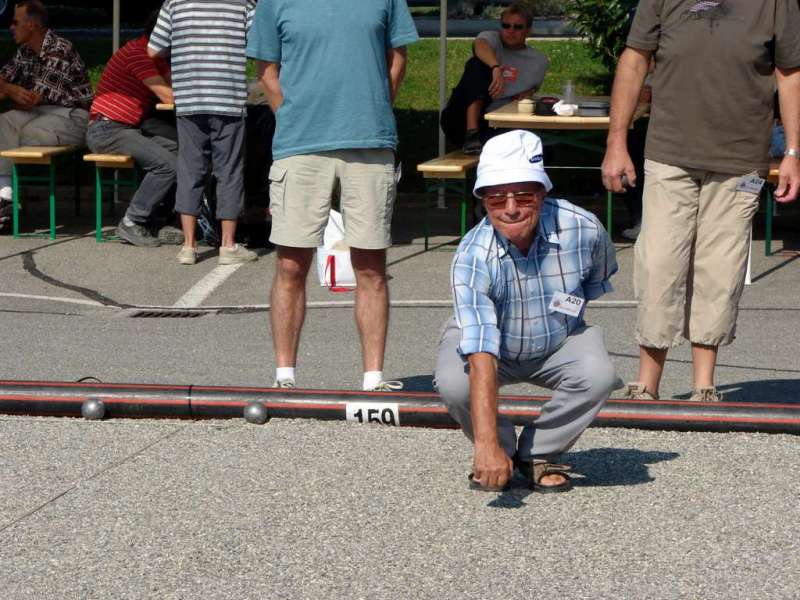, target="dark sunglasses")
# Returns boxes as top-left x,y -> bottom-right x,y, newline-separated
483,191 -> 541,208
501,22 -> 526,31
